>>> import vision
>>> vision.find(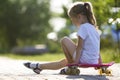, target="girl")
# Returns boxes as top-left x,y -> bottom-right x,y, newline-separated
24,2 -> 101,74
